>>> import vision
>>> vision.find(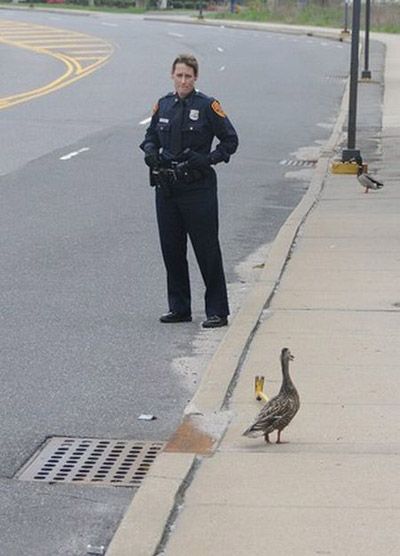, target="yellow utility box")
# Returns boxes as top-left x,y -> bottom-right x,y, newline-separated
331,160 -> 368,174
